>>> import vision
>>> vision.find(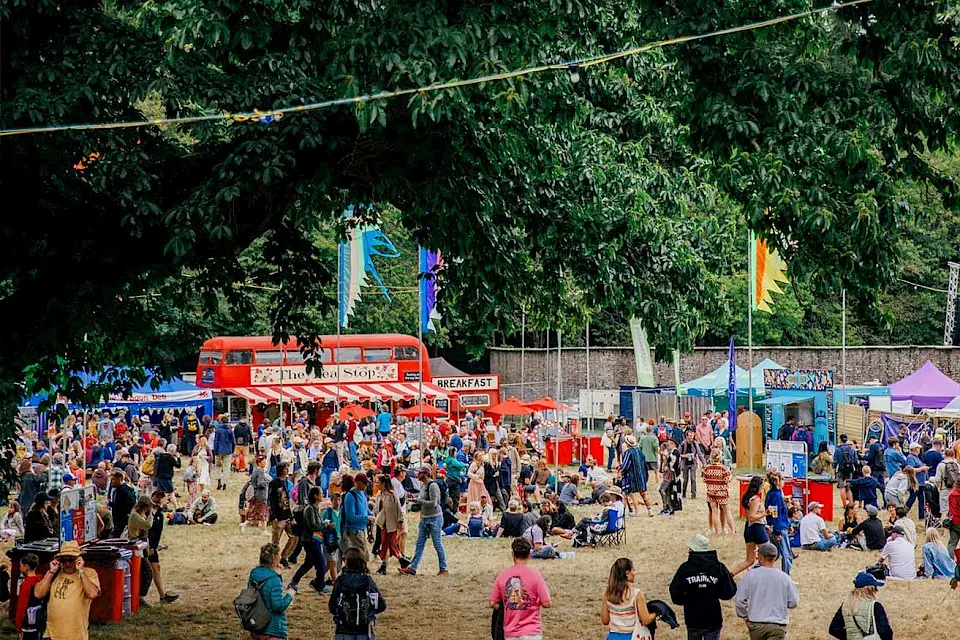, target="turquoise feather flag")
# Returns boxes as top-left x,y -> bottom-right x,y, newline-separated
338,205 -> 401,327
